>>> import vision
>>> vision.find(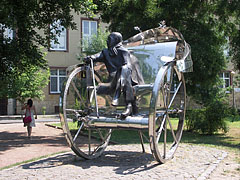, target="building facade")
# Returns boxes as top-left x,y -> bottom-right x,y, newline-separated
13,13 -> 107,115
2,13 -> 239,115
